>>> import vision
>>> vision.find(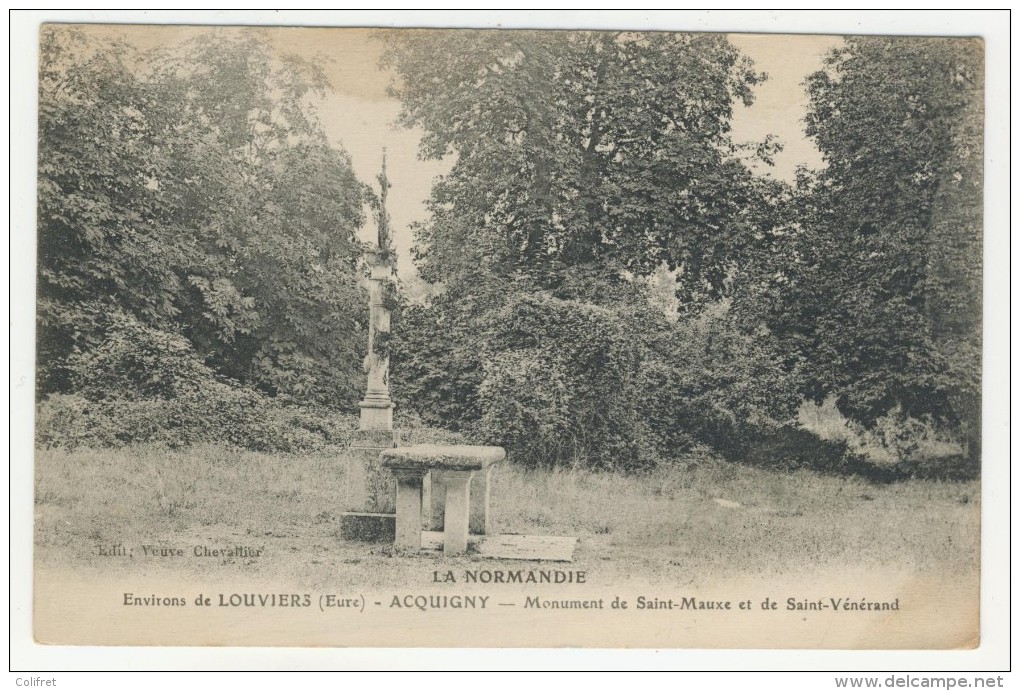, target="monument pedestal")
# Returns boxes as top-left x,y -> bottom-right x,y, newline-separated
339,427 -> 400,542
344,428 -> 399,513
